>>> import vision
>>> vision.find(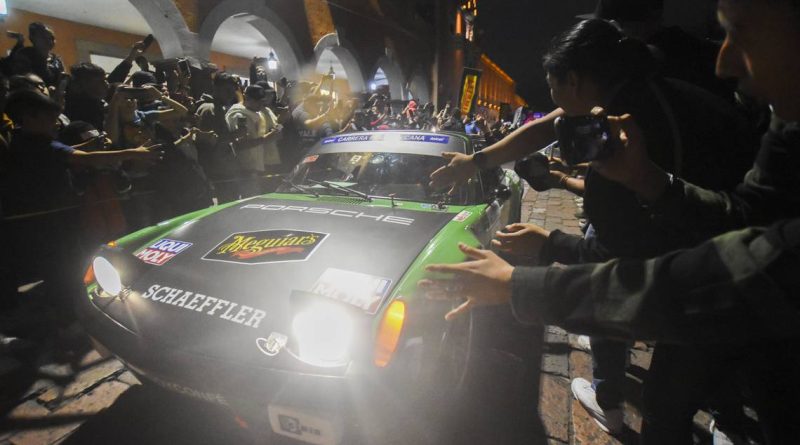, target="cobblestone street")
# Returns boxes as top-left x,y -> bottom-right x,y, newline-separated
0,188 -> 705,445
